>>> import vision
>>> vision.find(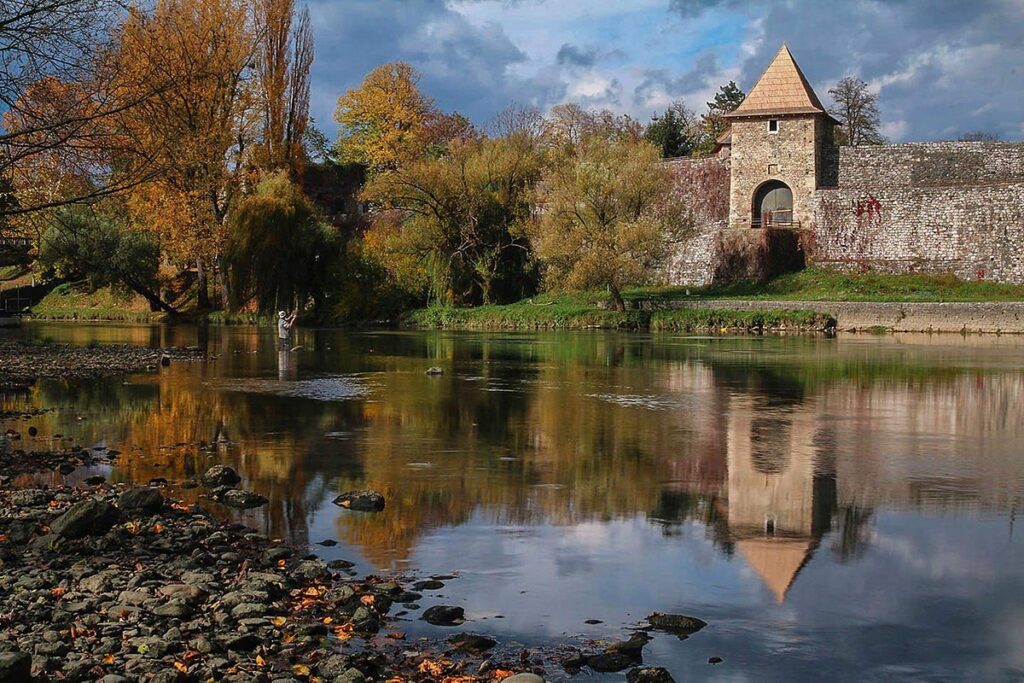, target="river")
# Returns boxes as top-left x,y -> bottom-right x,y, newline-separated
2,322 -> 1023,681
